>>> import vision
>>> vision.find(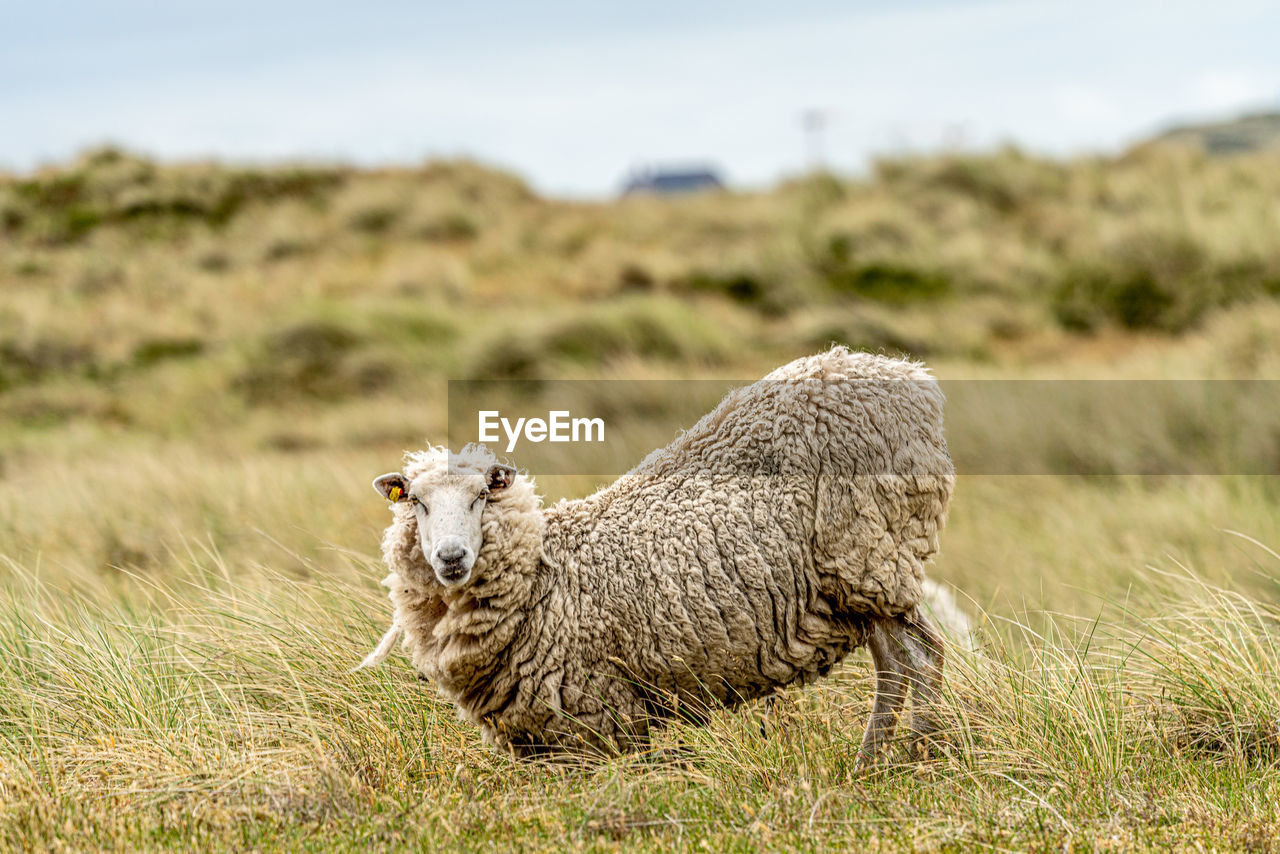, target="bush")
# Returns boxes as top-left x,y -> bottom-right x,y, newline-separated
814,234 -> 950,303
542,300 -> 731,366
0,339 -> 98,391
195,249 -> 232,272
615,263 -> 656,293
1,149 -> 345,243
677,269 -> 770,306
1054,266 -> 1178,332
413,210 -> 479,242
465,299 -> 733,378
801,316 -> 931,358
466,335 -> 546,381
233,321 -> 393,404
345,202 -> 402,235
1052,232 -> 1221,333
875,146 -> 1068,214
132,337 -> 206,367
